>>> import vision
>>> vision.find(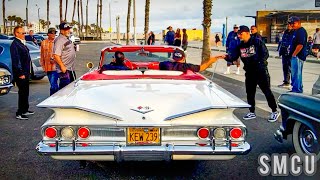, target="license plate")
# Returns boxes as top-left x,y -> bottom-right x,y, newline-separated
127,128 -> 160,145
